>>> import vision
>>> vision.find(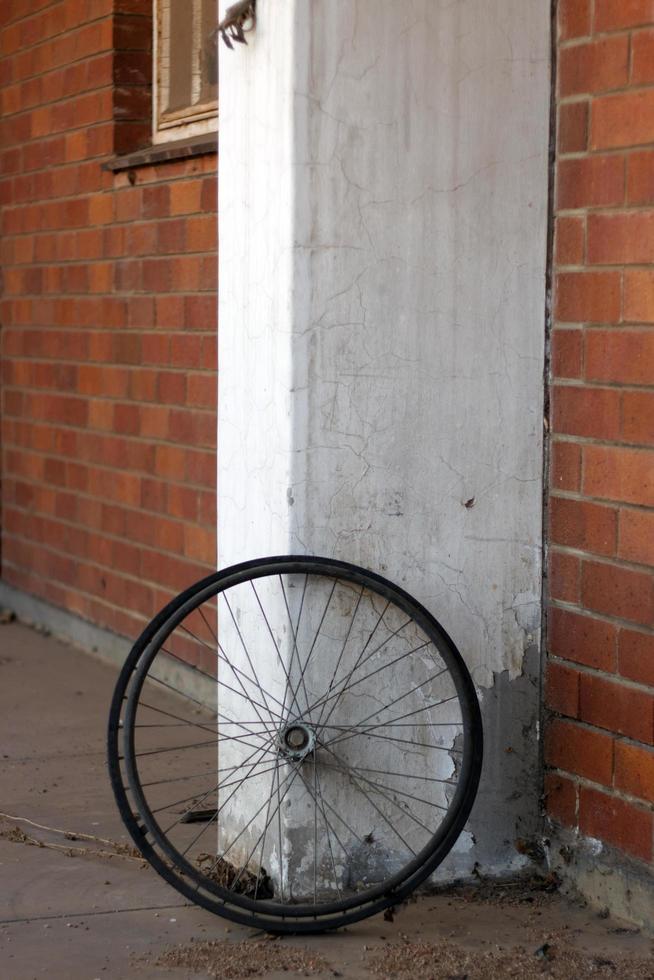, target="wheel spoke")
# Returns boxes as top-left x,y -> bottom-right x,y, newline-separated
175,733 -> 278,855
304,614 -> 418,725
319,745 -> 418,855
161,641 -> 283,729
111,558 -> 482,930
249,581 -> 299,720
319,759 -> 448,813
219,593 -> 286,725
314,765 -> 344,899
141,752 -> 278,789
315,584 -> 364,731
207,760 -> 302,887
326,694 -> 461,750
150,760 -> 281,816
254,754 -> 281,900
285,577 -> 338,724
279,574 -> 312,721
178,619 -> 285,727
